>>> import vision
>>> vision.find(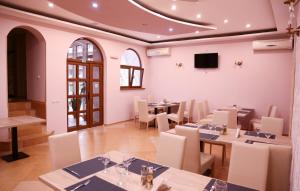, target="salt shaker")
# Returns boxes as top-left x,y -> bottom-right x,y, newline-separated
146,166 -> 154,189
141,165 -> 147,186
